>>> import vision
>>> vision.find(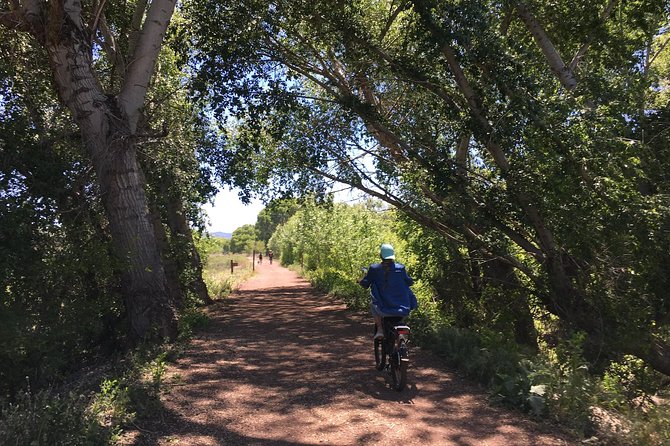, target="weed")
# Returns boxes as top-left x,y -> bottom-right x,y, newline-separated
150,352 -> 168,391
627,402 -> 670,445
178,307 -> 210,341
0,389 -> 109,445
